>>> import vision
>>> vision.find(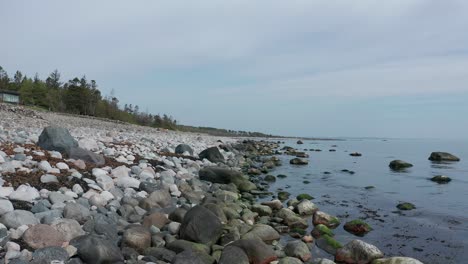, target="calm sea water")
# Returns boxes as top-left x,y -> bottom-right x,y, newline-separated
268,138 -> 468,264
